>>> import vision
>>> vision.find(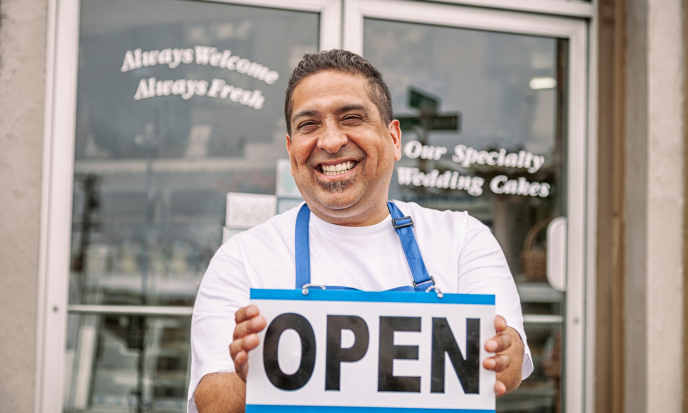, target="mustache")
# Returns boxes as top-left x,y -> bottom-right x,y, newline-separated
306,146 -> 366,168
